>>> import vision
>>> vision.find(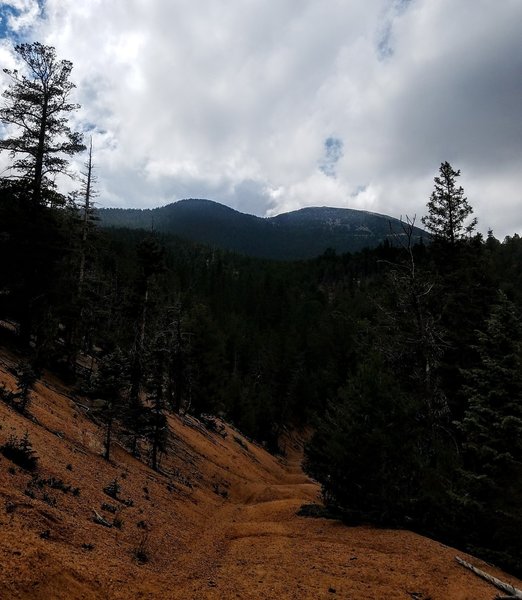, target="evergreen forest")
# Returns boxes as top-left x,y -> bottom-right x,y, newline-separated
1,42 -> 522,577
